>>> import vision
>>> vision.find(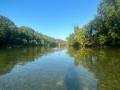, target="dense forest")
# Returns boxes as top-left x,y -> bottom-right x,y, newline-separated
0,15 -> 66,47
67,0 -> 120,47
